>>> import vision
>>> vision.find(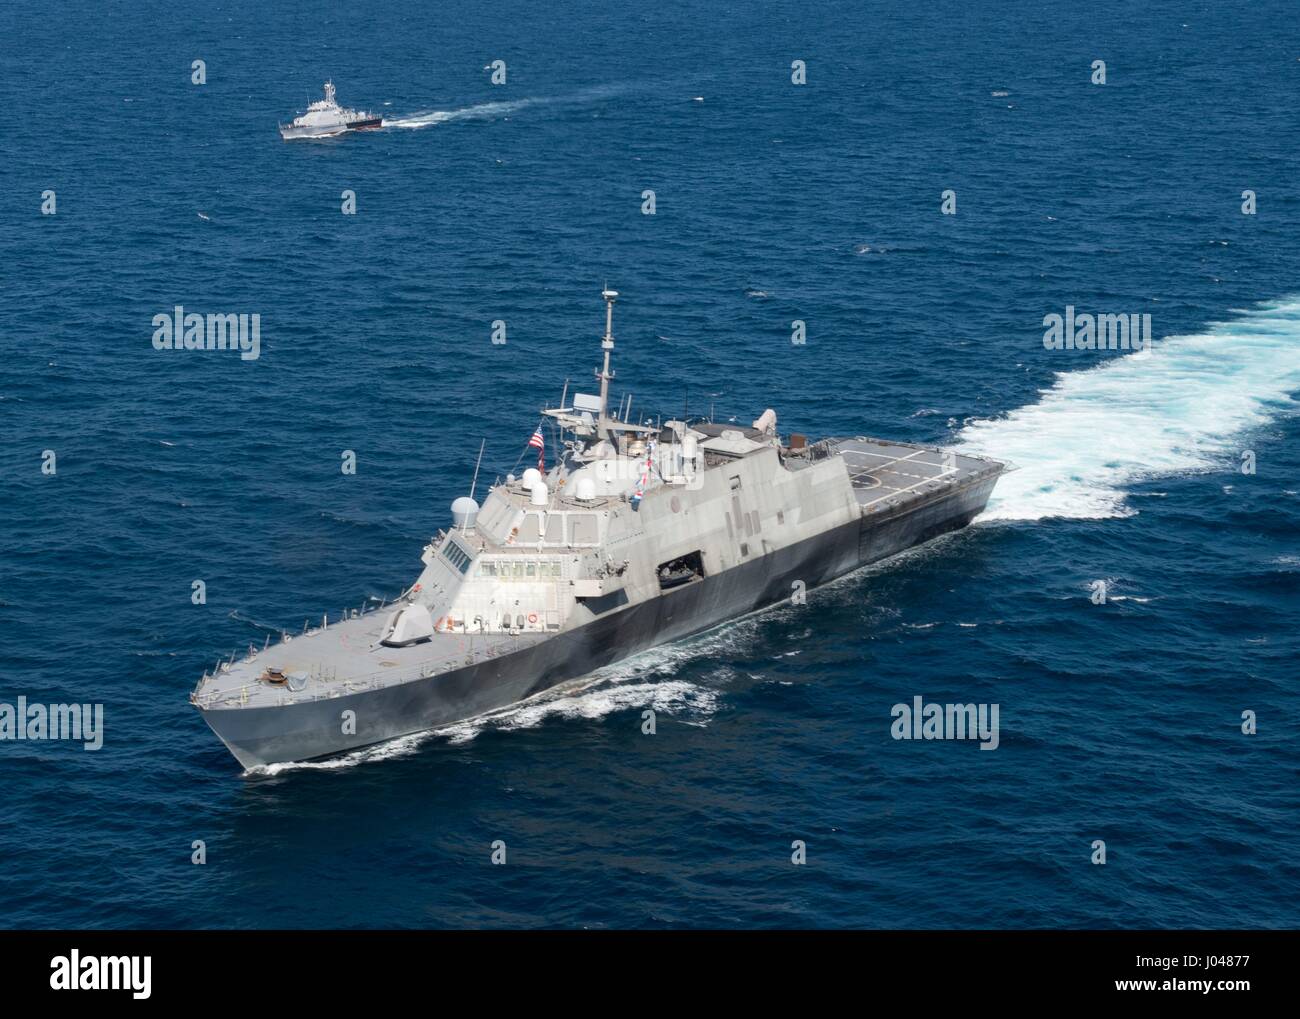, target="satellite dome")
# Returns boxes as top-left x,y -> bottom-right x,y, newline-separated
451,496 -> 480,529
